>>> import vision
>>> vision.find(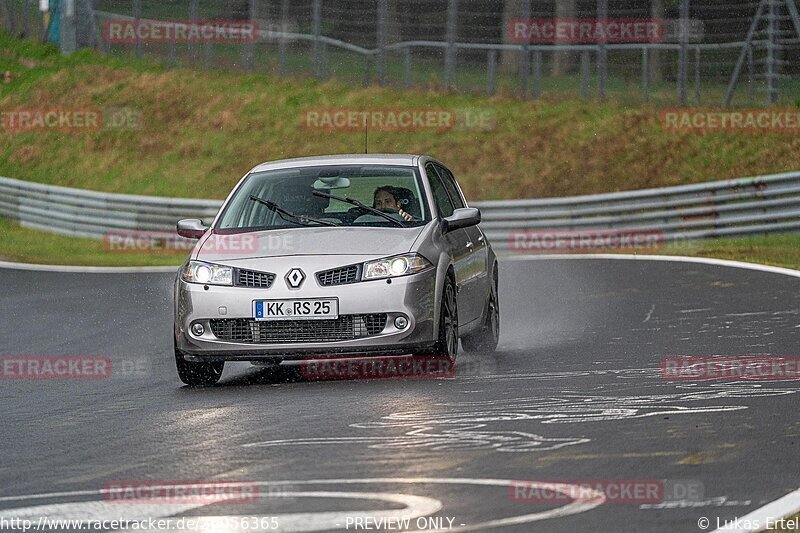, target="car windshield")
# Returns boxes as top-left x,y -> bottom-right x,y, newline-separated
216,164 -> 430,231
